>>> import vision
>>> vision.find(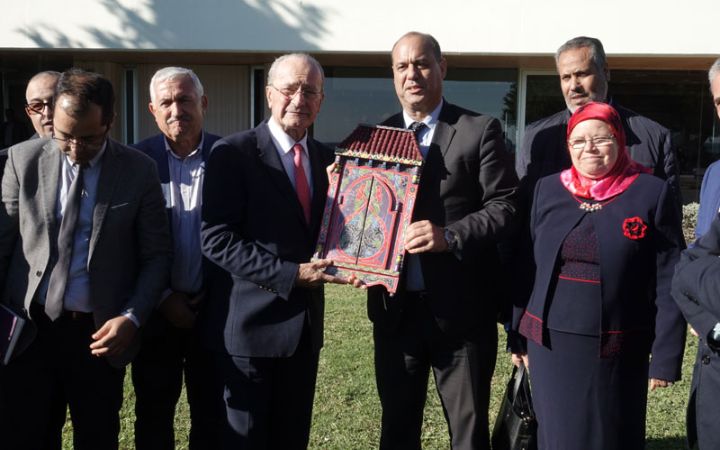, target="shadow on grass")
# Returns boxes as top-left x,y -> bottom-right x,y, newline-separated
647,436 -> 686,449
